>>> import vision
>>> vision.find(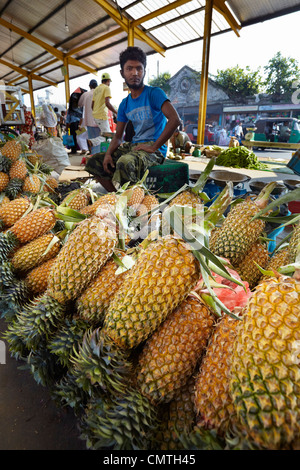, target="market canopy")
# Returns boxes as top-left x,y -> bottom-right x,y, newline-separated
1,0 -> 299,94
